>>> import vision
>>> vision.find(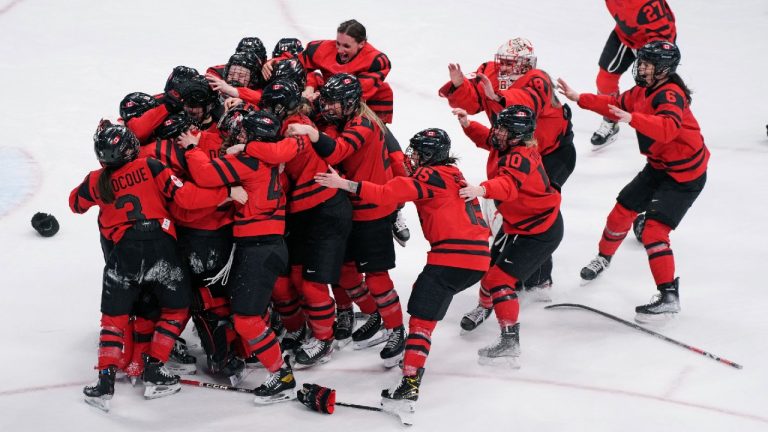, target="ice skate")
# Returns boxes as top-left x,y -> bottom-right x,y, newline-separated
279,324 -> 307,354
392,210 -> 410,247
352,311 -> 388,349
478,323 -> 521,369
380,368 -> 423,426
141,354 -> 181,399
460,304 -> 492,334
333,307 -> 354,349
166,337 -> 197,375
380,325 -> 406,368
294,337 -> 334,369
580,255 -> 611,283
635,278 -> 680,324
590,118 -> 619,150
83,366 -> 116,412
524,278 -> 553,302
253,359 -> 297,405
